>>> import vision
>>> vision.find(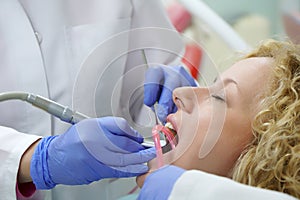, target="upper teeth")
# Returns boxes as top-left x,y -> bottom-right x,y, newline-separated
165,122 -> 175,131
